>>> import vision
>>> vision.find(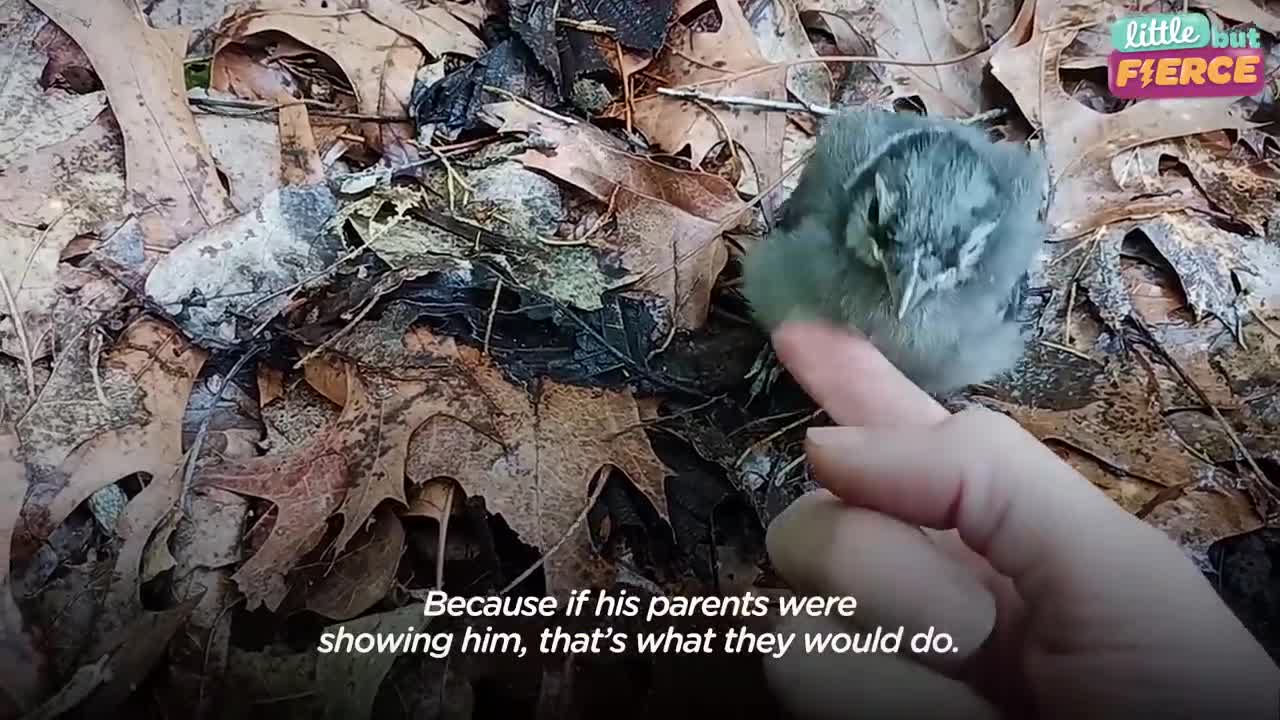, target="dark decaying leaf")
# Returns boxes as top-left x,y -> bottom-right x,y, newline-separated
412,38 -> 562,139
